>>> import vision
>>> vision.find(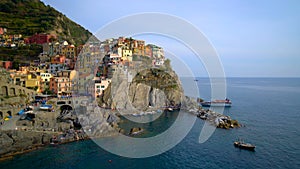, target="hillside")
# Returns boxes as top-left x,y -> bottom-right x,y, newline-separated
0,0 -> 92,45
